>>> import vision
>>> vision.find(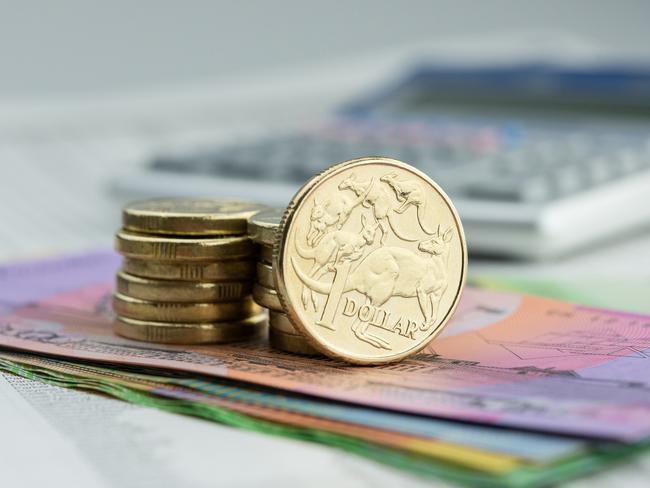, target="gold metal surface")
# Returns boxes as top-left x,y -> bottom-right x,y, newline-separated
112,293 -> 262,323
247,208 -> 283,245
116,270 -> 251,302
258,245 -> 274,265
114,314 -> 267,344
268,327 -> 322,356
122,258 -> 255,281
274,157 -> 466,365
115,231 -> 255,262
268,311 -> 300,335
122,198 -> 266,236
252,283 -> 283,312
255,262 -> 275,290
